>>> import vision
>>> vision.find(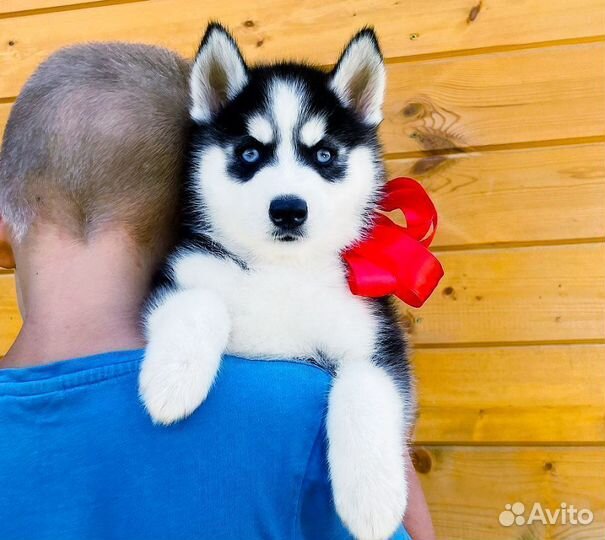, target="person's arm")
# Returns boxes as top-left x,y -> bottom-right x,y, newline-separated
403,452 -> 436,540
